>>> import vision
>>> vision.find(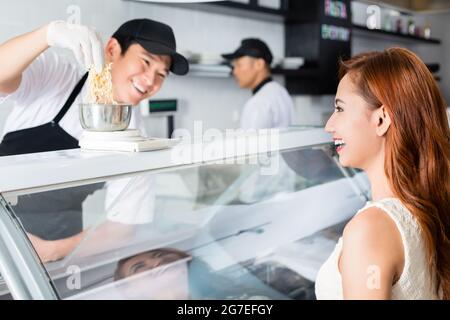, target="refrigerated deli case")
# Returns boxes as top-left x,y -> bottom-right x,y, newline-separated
0,127 -> 370,300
